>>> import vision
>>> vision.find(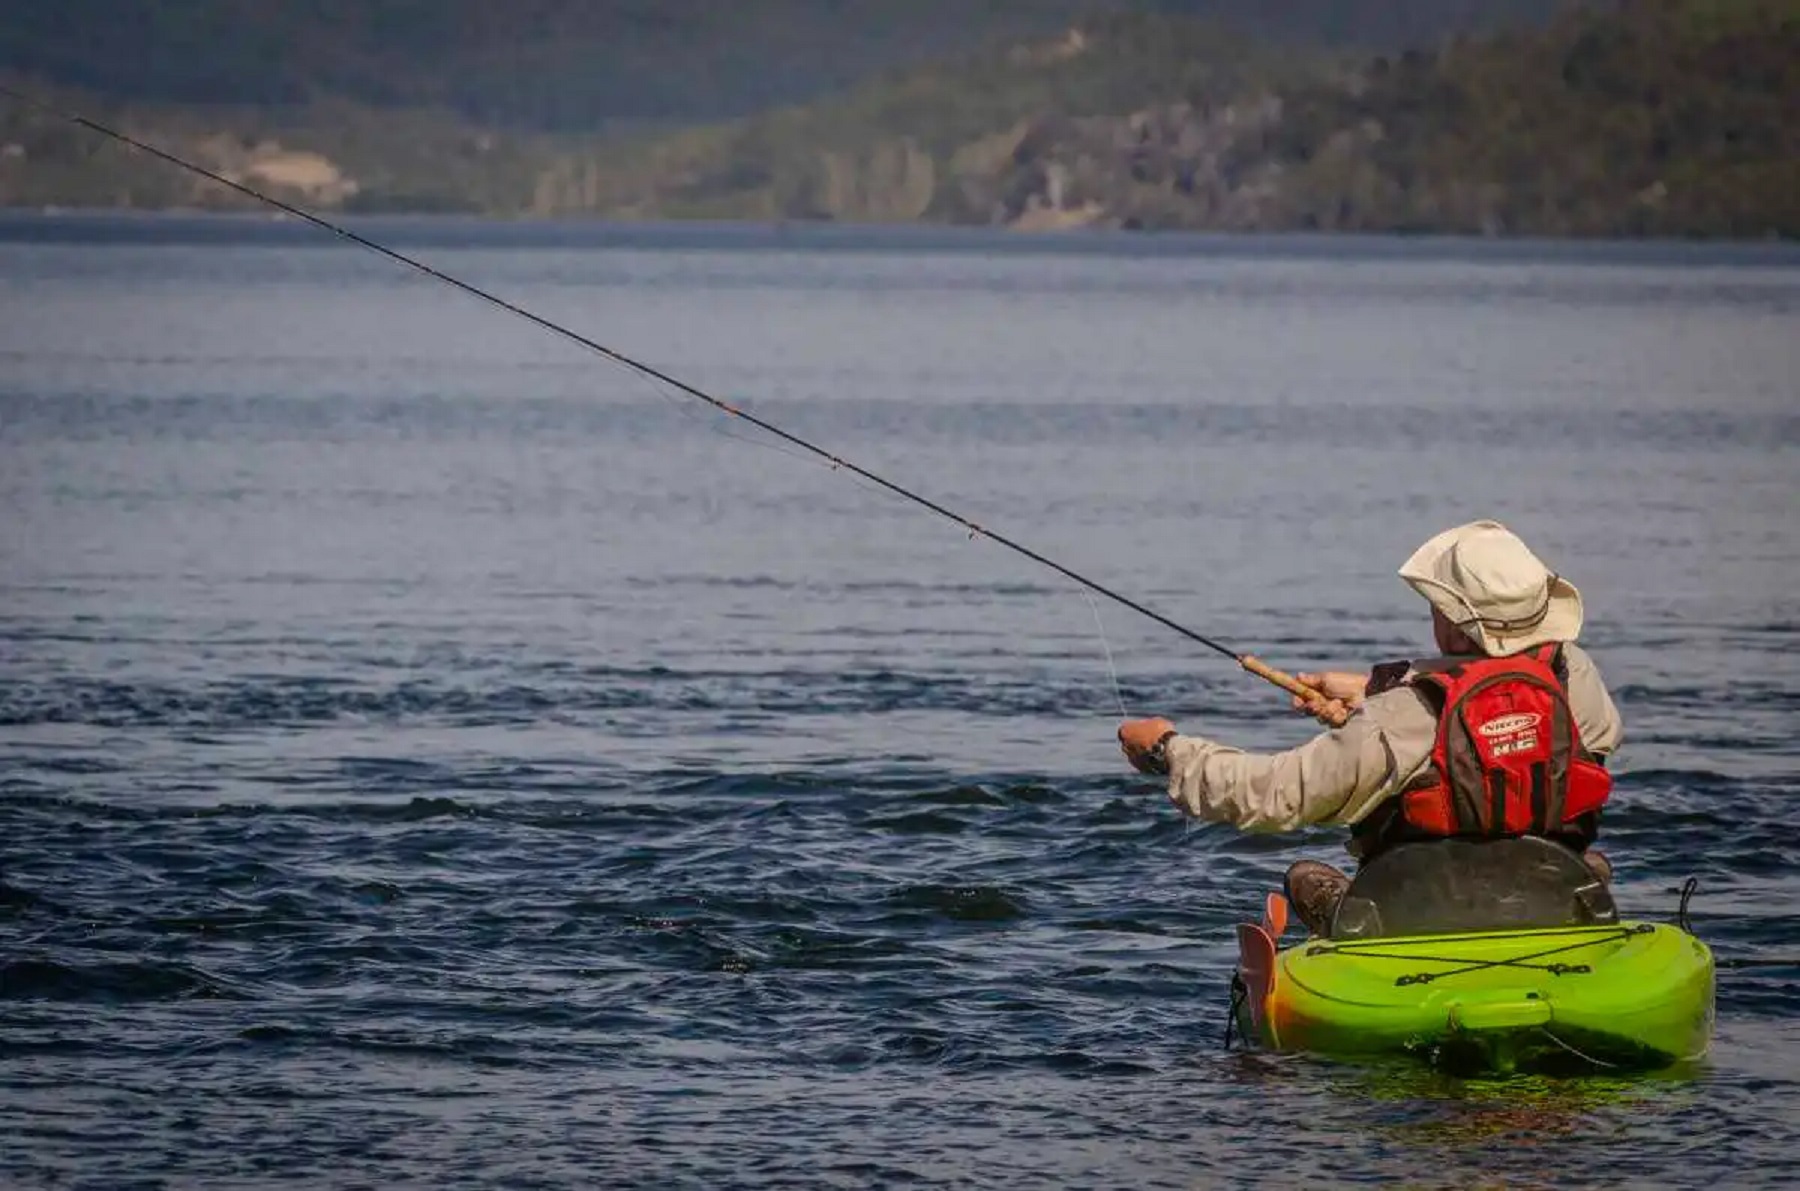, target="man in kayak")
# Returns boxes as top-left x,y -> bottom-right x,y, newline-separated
1117,520 -> 1623,937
